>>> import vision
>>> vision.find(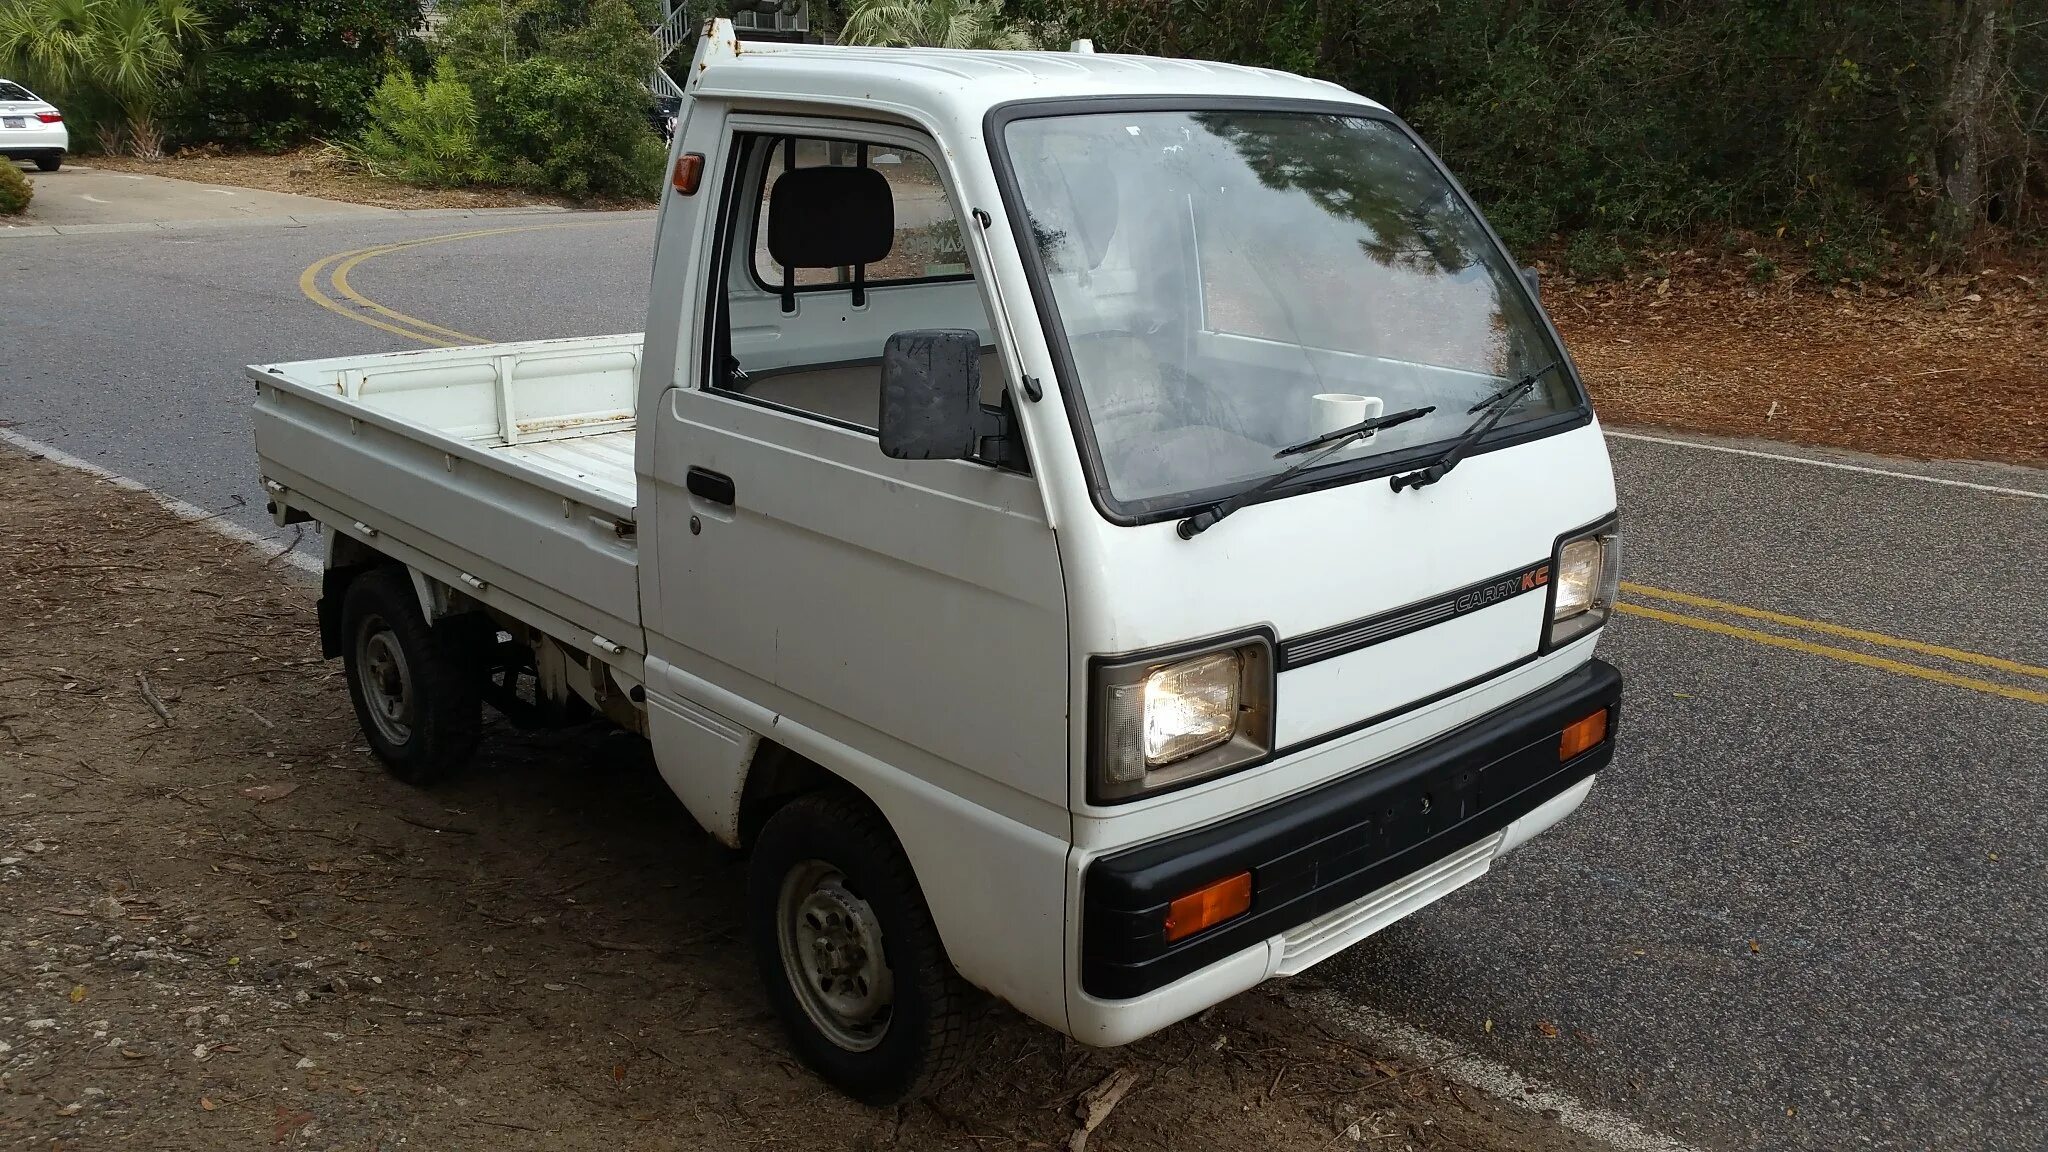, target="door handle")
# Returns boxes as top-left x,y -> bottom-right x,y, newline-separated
686,466 -> 736,507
